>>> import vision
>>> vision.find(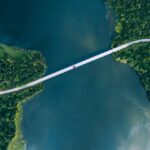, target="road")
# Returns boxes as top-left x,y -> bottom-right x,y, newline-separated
0,39 -> 150,95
